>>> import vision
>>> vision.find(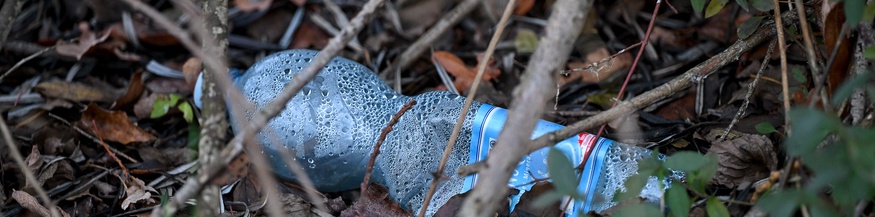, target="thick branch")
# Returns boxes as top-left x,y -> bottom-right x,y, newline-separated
457,0 -> 594,216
